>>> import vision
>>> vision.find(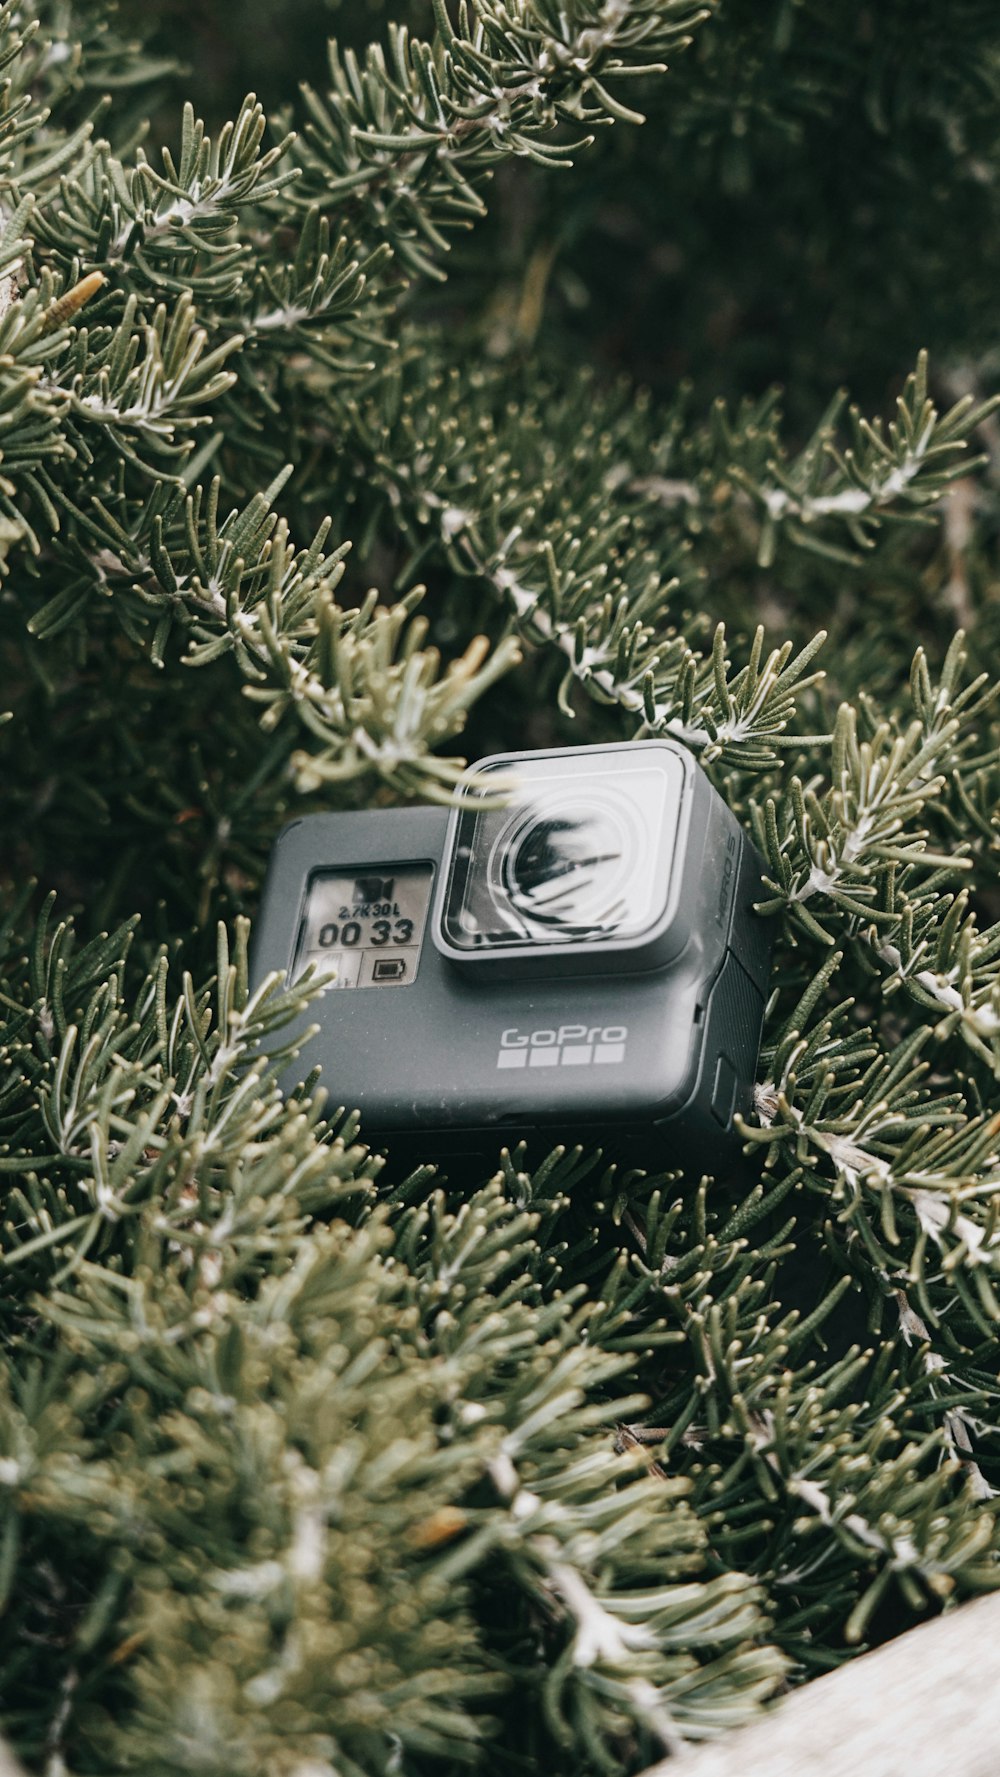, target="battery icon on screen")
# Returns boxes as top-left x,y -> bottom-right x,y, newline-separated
373,957 -> 407,982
